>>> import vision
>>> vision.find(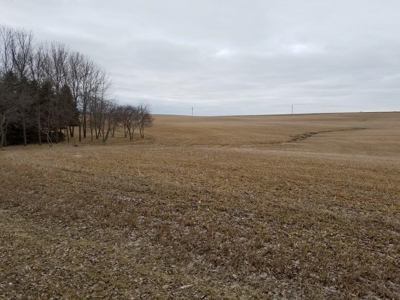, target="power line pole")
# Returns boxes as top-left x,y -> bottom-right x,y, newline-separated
192,107 -> 193,116
292,104 -> 293,115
